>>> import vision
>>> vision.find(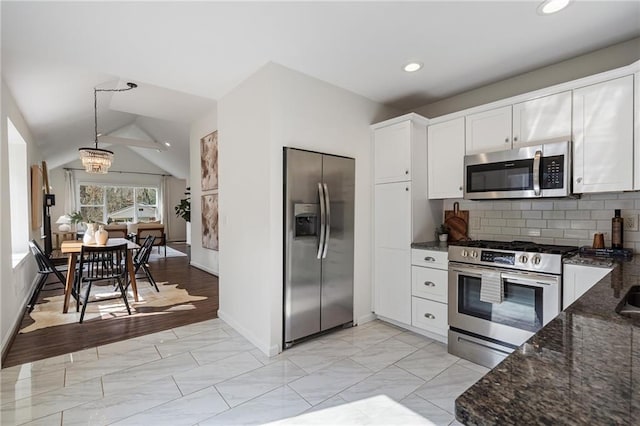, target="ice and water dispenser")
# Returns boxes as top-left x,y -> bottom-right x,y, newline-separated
294,203 -> 318,238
